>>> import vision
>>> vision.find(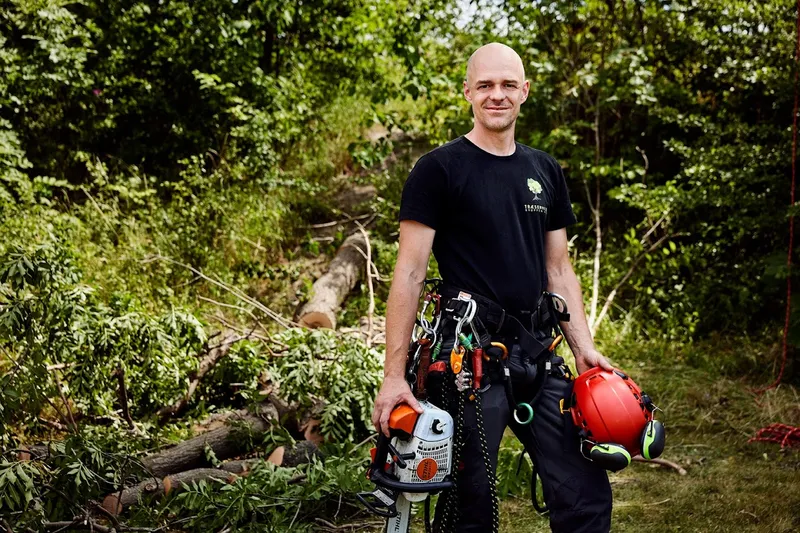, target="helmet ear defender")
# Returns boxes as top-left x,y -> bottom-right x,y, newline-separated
569,368 -> 665,471
640,419 -> 666,460
587,443 -> 631,472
